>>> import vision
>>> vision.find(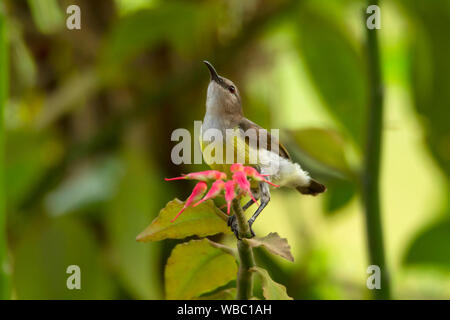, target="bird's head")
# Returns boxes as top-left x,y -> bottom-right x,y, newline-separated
203,61 -> 242,117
